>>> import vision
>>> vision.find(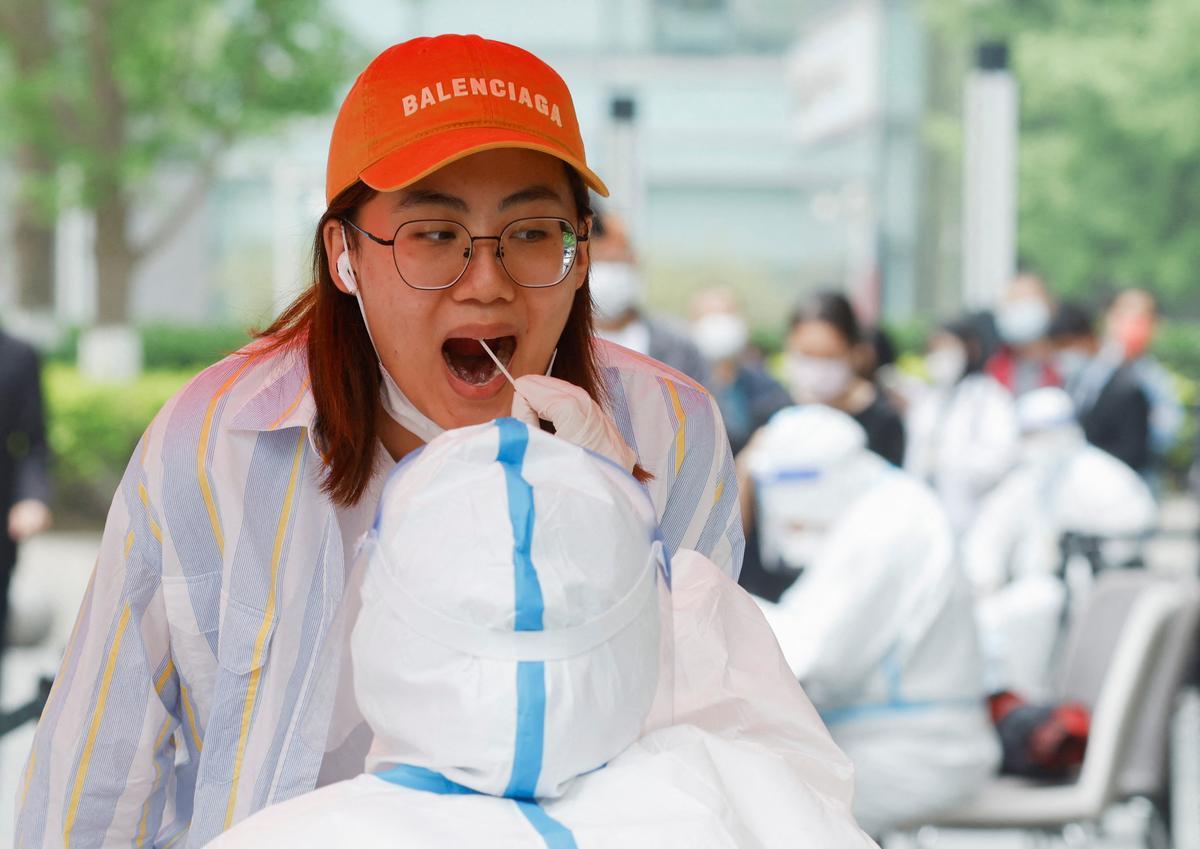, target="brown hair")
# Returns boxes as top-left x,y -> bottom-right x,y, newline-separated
254,165 -> 634,506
